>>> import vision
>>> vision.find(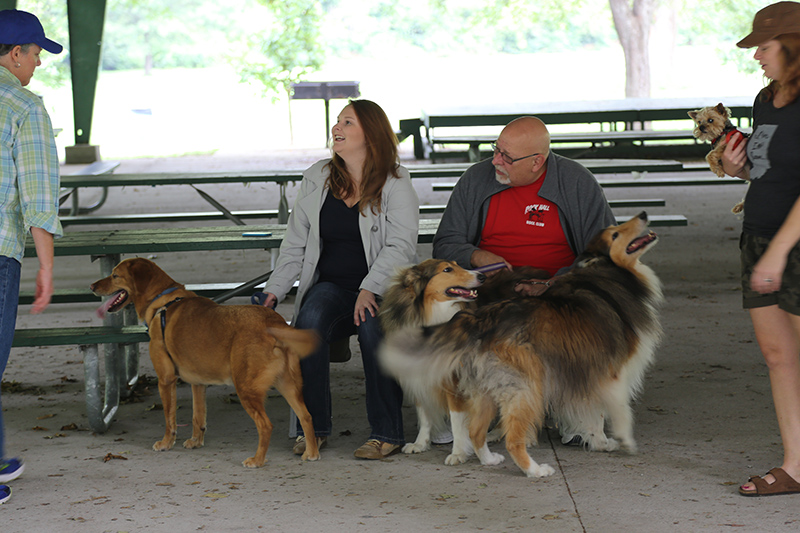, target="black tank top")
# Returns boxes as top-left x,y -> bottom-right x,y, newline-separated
316,192 -> 369,292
